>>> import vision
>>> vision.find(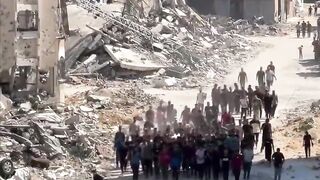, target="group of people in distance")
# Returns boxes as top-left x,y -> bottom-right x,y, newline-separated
112,61 -> 313,180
